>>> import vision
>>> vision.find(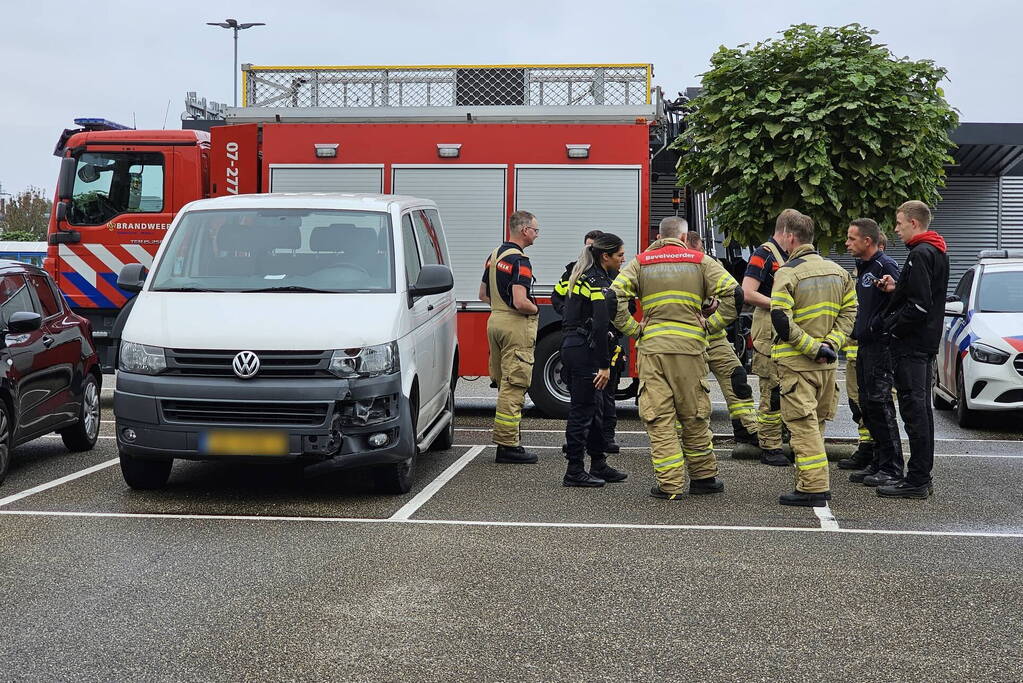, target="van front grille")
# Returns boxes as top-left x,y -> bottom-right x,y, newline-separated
161,399 -> 329,426
165,349 -> 332,378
